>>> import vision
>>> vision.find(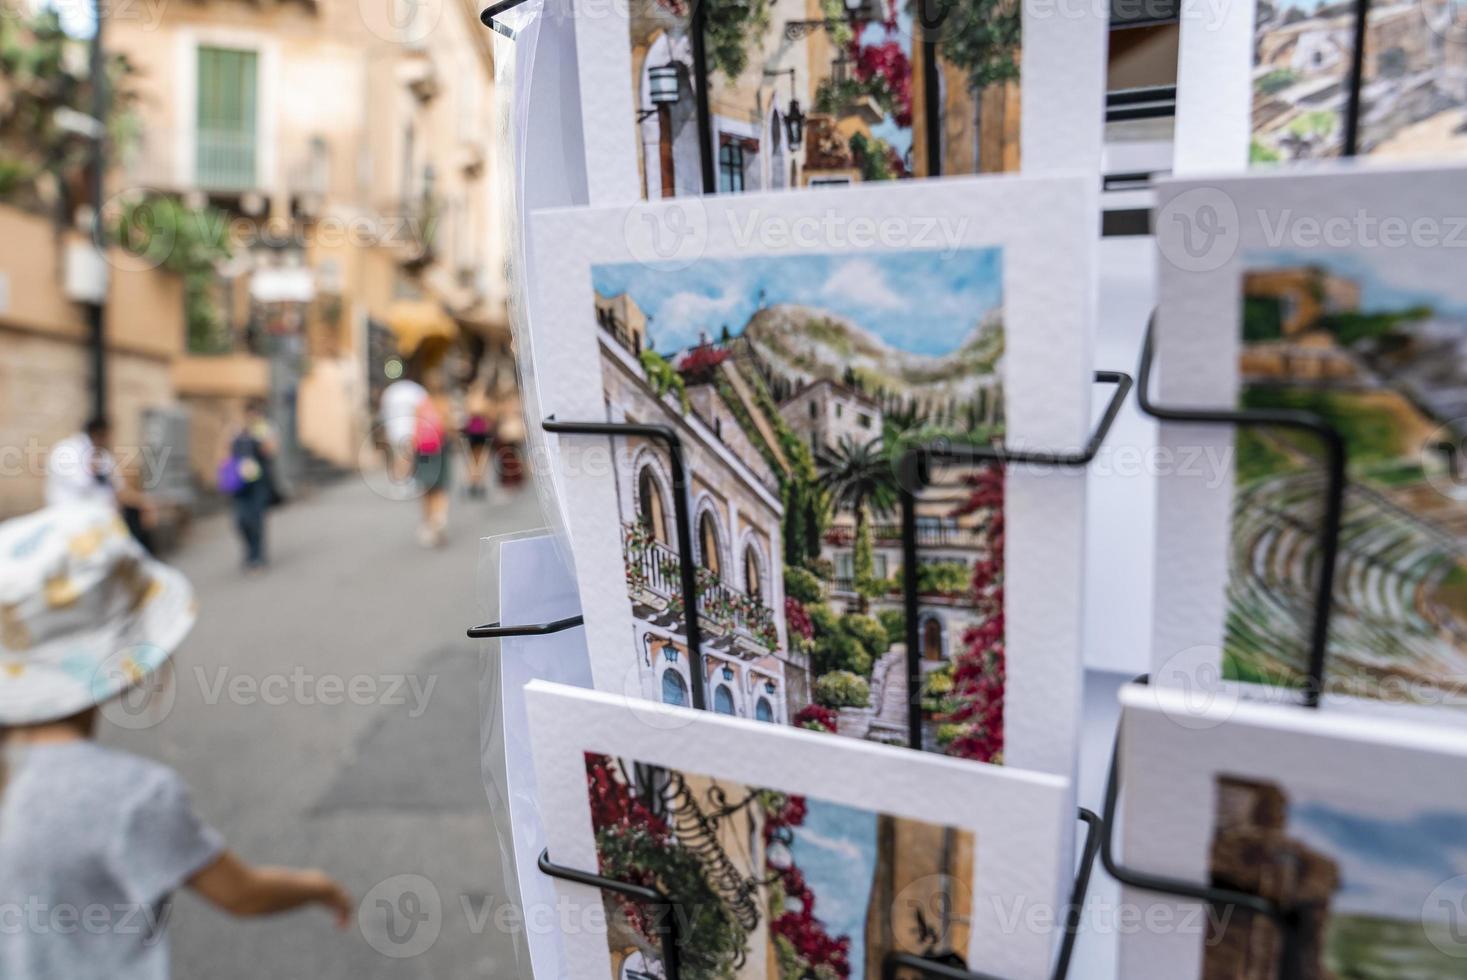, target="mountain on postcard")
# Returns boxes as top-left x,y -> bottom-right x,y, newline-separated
741,303 -> 1003,403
